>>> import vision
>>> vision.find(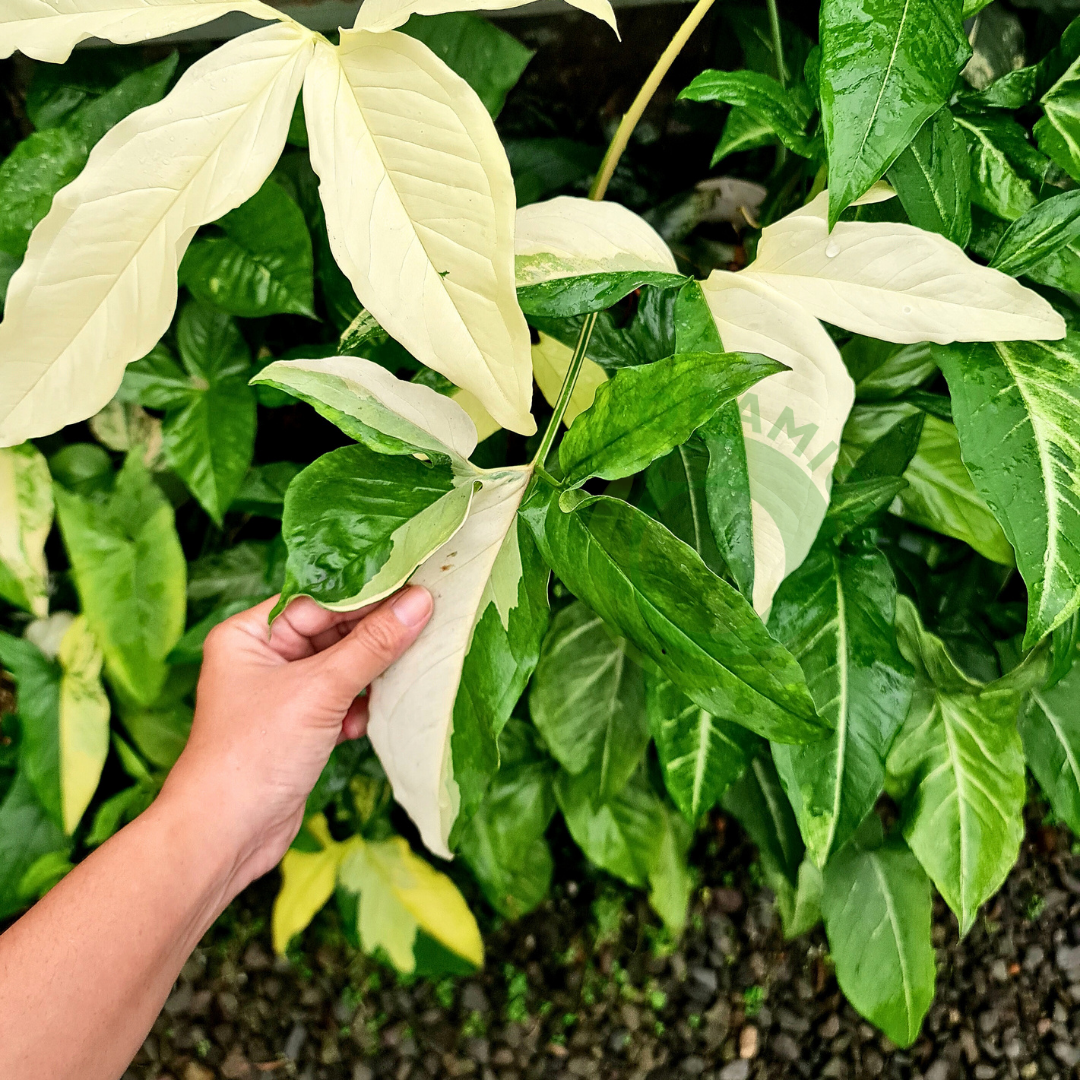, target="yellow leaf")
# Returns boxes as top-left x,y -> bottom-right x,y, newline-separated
531,333 -> 608,428
57,616 -> 110,835
0,443 -> 52,617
